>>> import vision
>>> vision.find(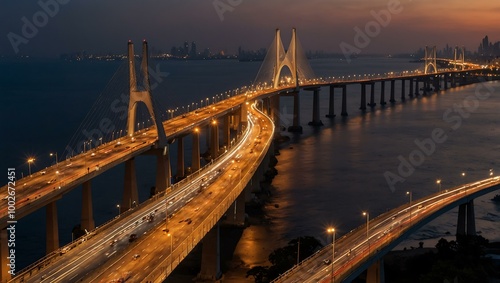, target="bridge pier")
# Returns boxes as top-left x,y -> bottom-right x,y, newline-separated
380,81 -> 386,105
359,84 -> 367,110
1,228 -> 10,282
192,128 -> 201,172
270,95 -> 280,129
414,79 -> 420,96
155,147 -> 171,192
46,201 -> 59,254
81,180 -> 95,231
288,92 -> 303,133
443,74 -> 448,90
457,200 -> 476,237
326,85 -> 336,118
224,114 -> 231,149
408,78 -> 414,98
401,79 -> 406,101
211,120 -> 220,159
341,85 -> 348,116
177,137 -> 185,179
198,222 -> 222,281
389,80 -> 396,103
308,88 -> 323,126
366,259 -> 385,283
434,76 -> 441,92
227,192 -> 246,226
368,83 -> 376,107
123,158 -> 139,211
